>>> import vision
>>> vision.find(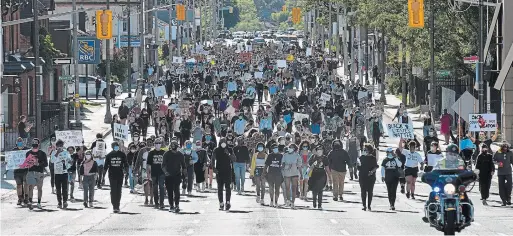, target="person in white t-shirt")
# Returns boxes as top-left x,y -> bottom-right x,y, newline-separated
401,141 -> 424,199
